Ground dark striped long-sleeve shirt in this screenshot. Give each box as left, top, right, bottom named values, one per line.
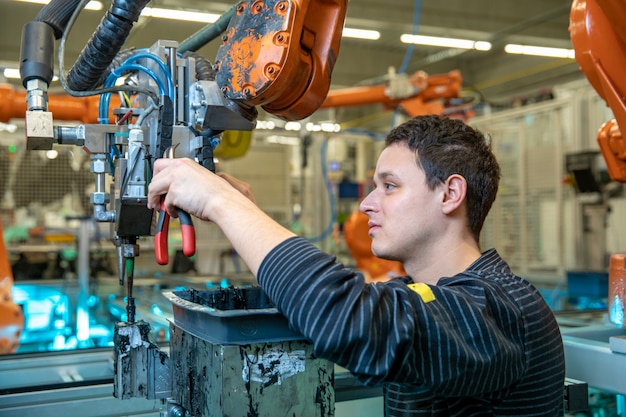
left=257, top=237, right=565, bottom=417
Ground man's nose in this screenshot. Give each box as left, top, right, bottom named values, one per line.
left=359, top=191, right=376, bottom=213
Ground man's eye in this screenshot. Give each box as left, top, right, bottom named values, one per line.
left=384, top=183, right=395, bottom=190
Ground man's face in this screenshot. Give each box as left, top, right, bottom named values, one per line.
left=359, top=143, right=444, bottom=262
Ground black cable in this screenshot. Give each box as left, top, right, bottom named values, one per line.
left=57, top=0, right=158, bottom=103
left=34, top=0, right=83, bottom=39
left=66, top=0, right=151, bottom=91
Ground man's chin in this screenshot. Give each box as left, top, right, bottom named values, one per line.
left=372, top=247, right=392, bottom=261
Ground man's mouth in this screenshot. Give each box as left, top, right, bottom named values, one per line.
left=368, top=222, right=380, bottom=234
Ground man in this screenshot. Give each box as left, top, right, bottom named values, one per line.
left=147, top=114, right=565, bottom=416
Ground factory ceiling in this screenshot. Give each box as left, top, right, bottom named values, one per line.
left=0, top=0, right=586, bottom=125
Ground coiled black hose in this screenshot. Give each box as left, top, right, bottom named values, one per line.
left=34, top=0, right=82, bottom=39
left=182, top=51, right=215, bottom=81
left=67, top=0, right=151, bottom=91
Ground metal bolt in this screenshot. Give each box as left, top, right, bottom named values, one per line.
left=90, top=157, right=107, bottom=174
left=91, top=192, right=110, bottom=205
left=169, top=405, right=185, bottom=417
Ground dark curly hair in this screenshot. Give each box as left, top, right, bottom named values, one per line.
left=385, top=114, right=500, bottom=243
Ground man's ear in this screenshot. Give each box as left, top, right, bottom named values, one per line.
left=441, top=174, right=467, bottom=215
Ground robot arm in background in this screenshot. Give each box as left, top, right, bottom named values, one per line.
left=570, top=0, right=626, bottom=181
left=320, top=68, right=469, bottom=118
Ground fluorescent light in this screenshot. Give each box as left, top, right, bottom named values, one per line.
left=504, top=44, right=575, bottom=59
left=3, top=68, right=20, bottom=79
left=343, top=28, right=380, bottom=40
left=255, top=120, right=276, bottom=130
left=474, top=41, right=492, bottom=51
left=266, top=135, right=300, bottom=146
left=15, top=0, right=103, bottom=10
left=306, top=122, right=340, bottom=132
left=284, top=122, right=301, bottom=131
left=142, top=7, right=220, bottom=23
left=401, top=34, right=491, bottom=51
left=3, top=68, right=58, bottom=81
left=0, top=122, right=18, bottom=133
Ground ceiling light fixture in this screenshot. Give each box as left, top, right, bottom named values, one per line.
left=504, top=44, right=575, bottom=59
left=401, top=34, right=491, bottom=51
left=3, top=68, right=21, bottom=79
left=15, top=0, right=103, bottom=10
left=343, top=28, right=380, bottom=40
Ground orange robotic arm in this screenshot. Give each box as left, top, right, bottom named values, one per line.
left=570, top=0, right=626, bottom=181
left=214, top=0, right=348, bottom=121
left=0, top=84, right=120, bottom=124
left=320, top=69, right=464, bottom=118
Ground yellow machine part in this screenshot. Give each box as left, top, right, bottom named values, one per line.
left=214, top=130, right=253, bottom=160
left=0, top=220, right=24, bottom=354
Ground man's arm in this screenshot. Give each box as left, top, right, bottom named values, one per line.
left=147, top=157, right=296, bottom=275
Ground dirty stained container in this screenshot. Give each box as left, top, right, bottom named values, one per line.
left=164, top=287, right=335, bottom=417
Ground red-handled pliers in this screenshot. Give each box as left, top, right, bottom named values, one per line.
left=154, top=145, right=196, bottom=265
left=154, top=197, right=196, bottom=265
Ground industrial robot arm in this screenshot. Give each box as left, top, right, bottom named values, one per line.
left=570, top=0, right=626, bottom=181
left=320, top=68, right=467, bottom=118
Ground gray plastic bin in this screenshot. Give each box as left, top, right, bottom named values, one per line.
left=163, top=287, right=304, bottom=345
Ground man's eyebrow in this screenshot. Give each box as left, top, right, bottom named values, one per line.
left=376, top=171, right=396, bottom=180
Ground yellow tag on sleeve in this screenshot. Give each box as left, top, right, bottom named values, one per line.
left=407, top=282, right=436, bottom=303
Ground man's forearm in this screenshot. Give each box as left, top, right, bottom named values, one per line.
left=210, top=196, right=296, bottom=276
